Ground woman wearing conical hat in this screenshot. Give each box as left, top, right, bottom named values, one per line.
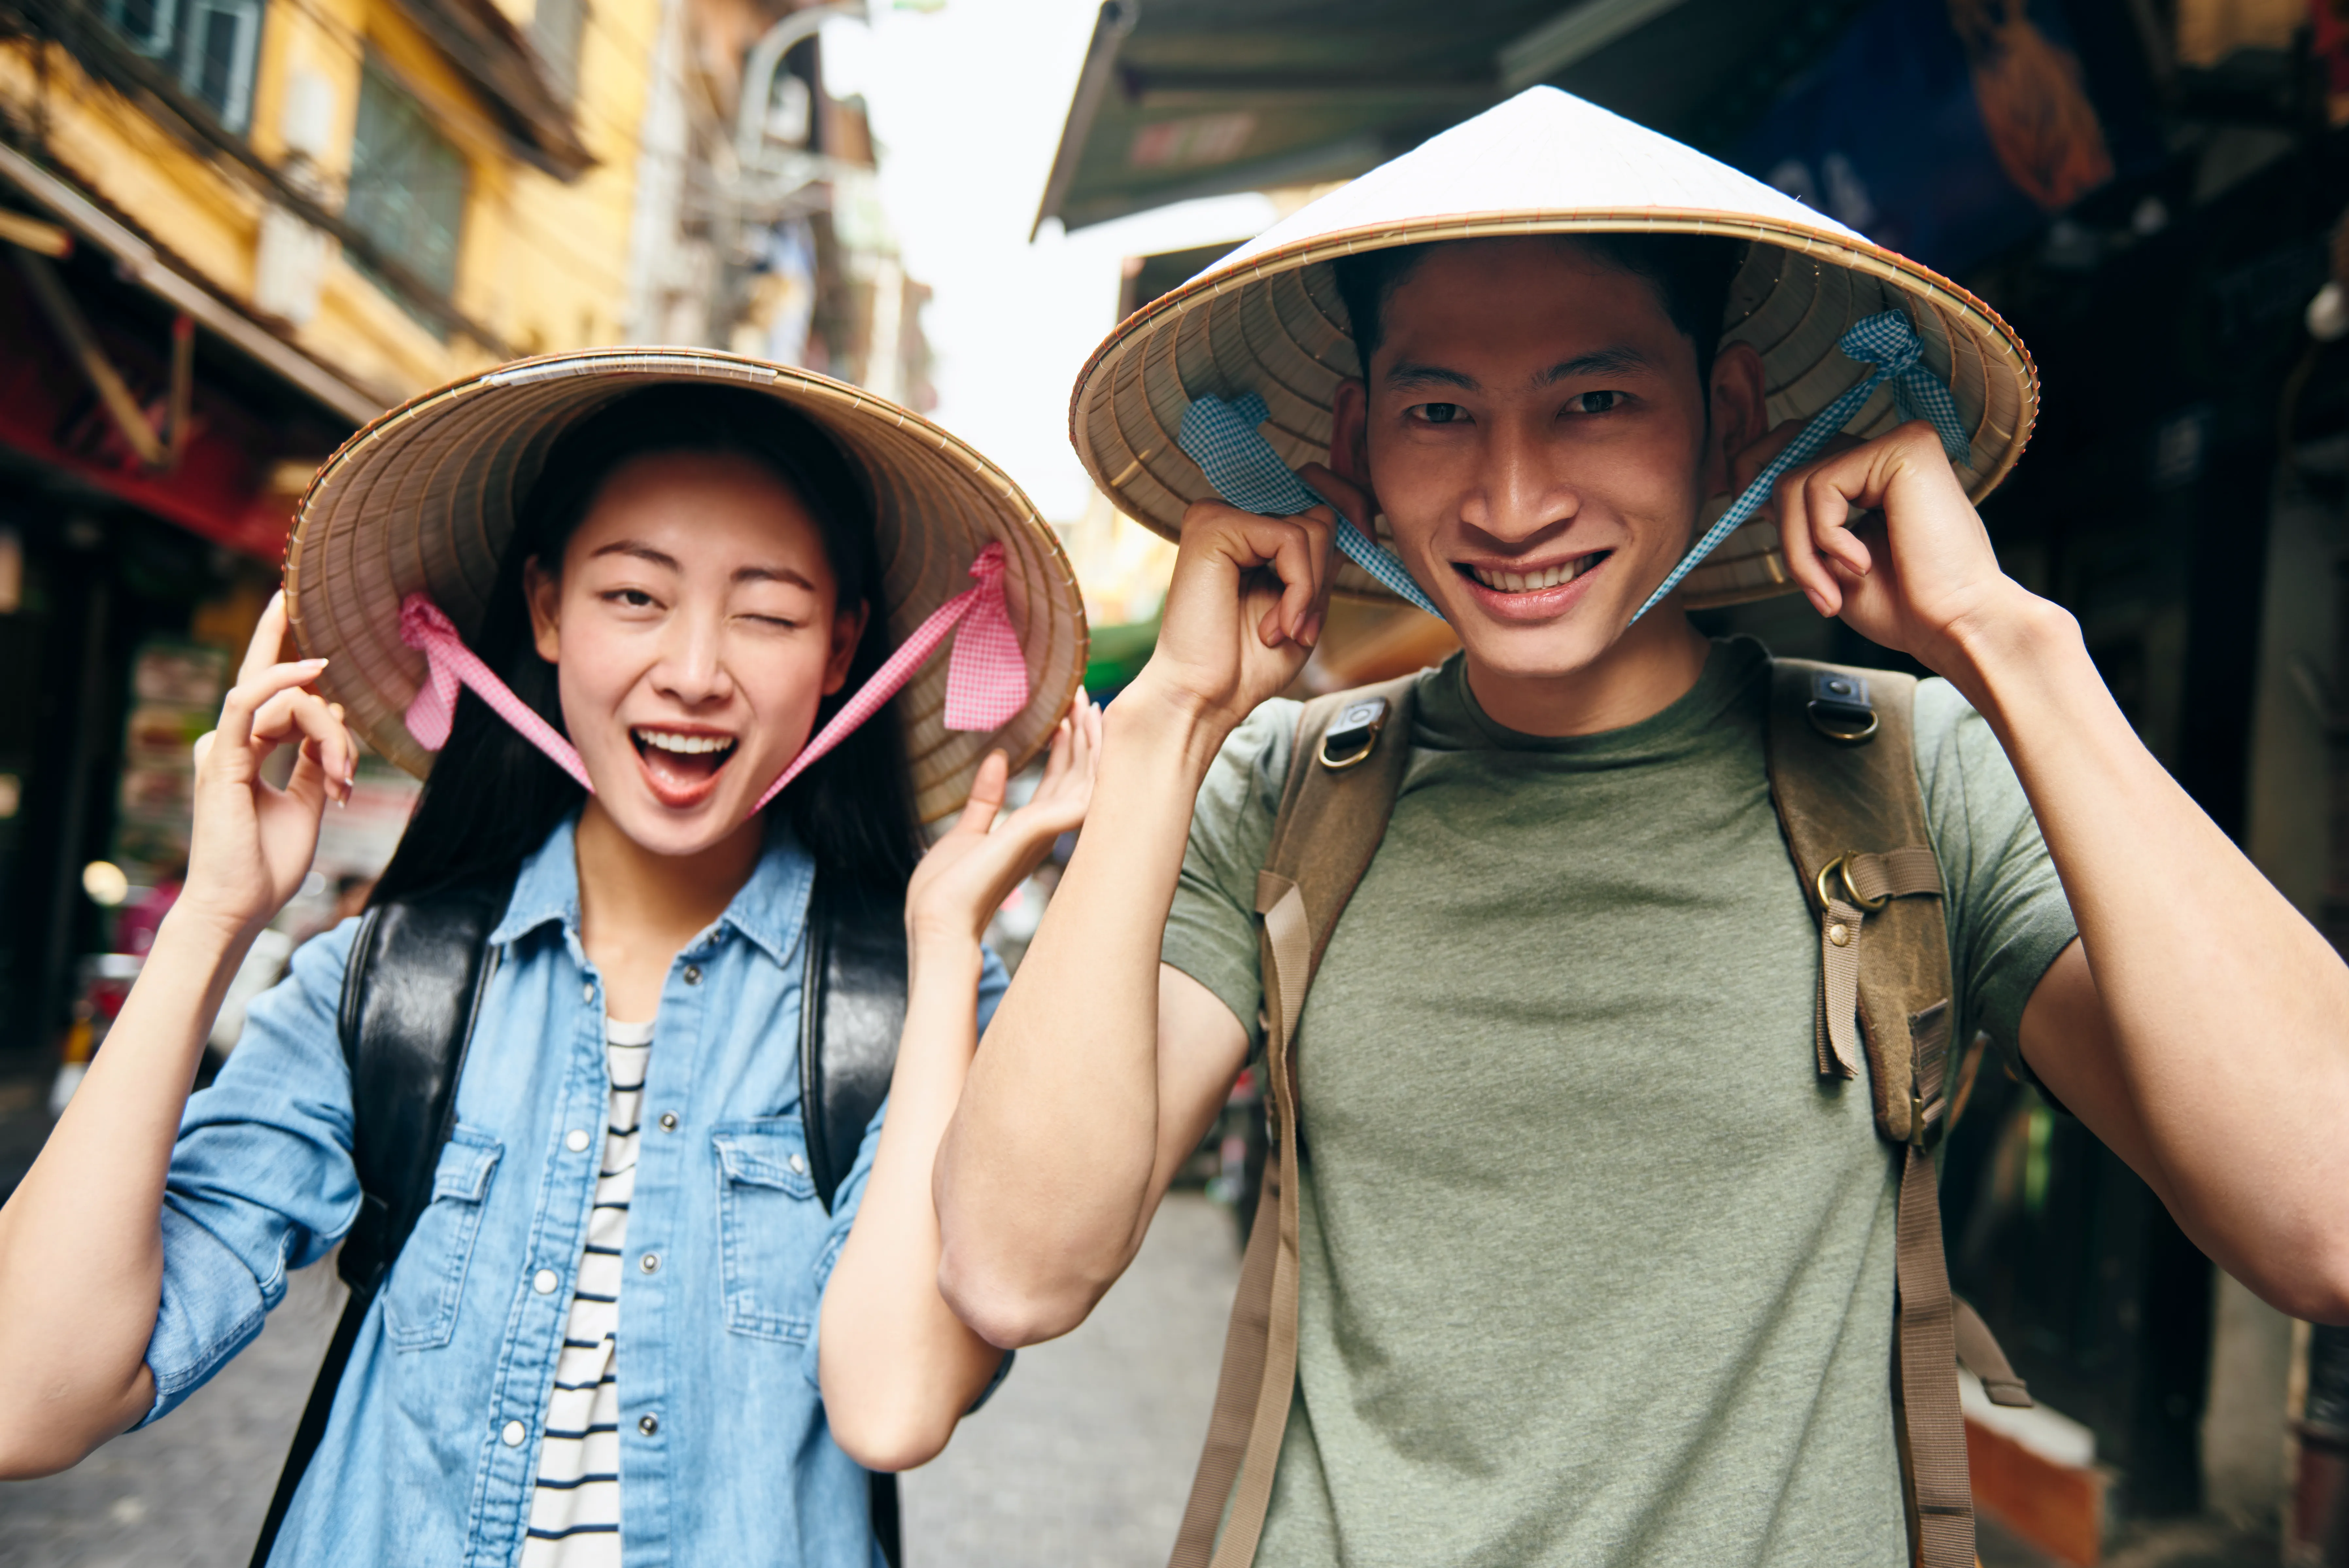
left=937, top=86, right=2349, bottom=1568
left=0, top=353, right=1093, bottom=1564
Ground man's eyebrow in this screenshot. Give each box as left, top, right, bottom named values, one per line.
left=1383, top=360, right=1482, bottom=392
left=590, top=540, right=681, bottom=571
left=732, top=563, right=818, bottom=591
left=1535, top=347, right=1654, bottom=385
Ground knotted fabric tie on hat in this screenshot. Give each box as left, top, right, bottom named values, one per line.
left=1631, top=311, right=1971, bottom=623
left=396, top=542, right=1030, bottom=810
left=1179, top=394, right=1447, bottom=621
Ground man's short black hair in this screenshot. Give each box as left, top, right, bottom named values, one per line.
left=1329, top=234, right=1743, bottom=393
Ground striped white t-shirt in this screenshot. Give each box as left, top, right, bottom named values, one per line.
left=523, top=1015, right=653, bottom=1564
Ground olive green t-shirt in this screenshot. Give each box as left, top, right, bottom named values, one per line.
left=1160, top=637, right=2077, bottom=1568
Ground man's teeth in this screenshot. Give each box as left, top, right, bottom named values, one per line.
left=1468, top=557, right=1597, bottom=592
left=635, top=730, right=735, bottom=755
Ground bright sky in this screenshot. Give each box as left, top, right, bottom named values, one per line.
left=819, top=0, right=1277, bottom=522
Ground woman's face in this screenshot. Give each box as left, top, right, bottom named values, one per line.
left=525, top=450, right=866, bottom=858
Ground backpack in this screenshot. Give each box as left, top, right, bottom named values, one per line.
left=248, top=871, right=912, bottom=1568
left=1168, top=659, right=2033, bottom=1568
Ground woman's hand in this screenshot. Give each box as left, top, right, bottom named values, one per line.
left=906, top=695, right=1102, bottom=952
left=175, top=591, right=357, bottom=941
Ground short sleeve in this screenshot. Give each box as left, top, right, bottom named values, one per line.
left=144, top=918, right=367, bottom=1426
left=1911, top=679, right=2079, bottom=1067
left=1160, top=700, right=1300, bottom=1047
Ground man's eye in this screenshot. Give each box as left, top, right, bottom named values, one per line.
left=1413, top=403, right=1466, bottom=425
left=1567, top=390, right=1625, bottom=415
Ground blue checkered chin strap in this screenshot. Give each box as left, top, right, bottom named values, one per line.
left=1632, top=310, right=1971, bottom=622
left=1175, top=312, right=1967, bottom=630
left=1176, top=393, right=1447, bottom=620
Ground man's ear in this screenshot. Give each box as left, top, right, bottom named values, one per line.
left=523, top=556, right=563, bottom=665
left=1702, top=341, right=1768, bottom=498
left=1328, top=378, right=1380, bottom=511
left=823, top=597, right=869, bottom=697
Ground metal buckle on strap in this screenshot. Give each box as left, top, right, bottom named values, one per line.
left=1816, top=852, right=1892, bottom=914
left=1807, top=670, right=1878, bottom=744
left=1318, top=697, right=1388, bottom=771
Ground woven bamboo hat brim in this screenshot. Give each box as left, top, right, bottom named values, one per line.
left=1071, top=86, right=2038, bottom=609
left=286, top=349, right=1087, bottom=824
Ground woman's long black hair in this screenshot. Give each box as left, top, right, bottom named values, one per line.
left=369, top=384, right=924, bottom=905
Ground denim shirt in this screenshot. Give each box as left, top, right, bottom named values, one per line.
left=143, top=819, right=1005, bottom=1567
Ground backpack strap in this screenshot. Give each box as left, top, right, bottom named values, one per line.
left=250, top=870, right=514, bottom=1568
left=798, top=870, right=912, bottom=1568
left=1170, top=674, right=1421, bottom=1568
left=1765, top=658, right=1975, bottom=1568
left=800, top=872, right=911, bottom=1215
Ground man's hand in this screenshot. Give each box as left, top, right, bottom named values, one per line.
left=1128, top=467, right=1357, bottom=735
left=1770, top=420, right=2036, bottom=678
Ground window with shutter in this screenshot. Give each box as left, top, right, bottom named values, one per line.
left=346, top=58, right=471, bottom=329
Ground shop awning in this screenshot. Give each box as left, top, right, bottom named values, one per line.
left=1035, top=0, right=1873, bottom=233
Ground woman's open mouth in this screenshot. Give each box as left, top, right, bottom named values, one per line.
left=631, top=726, right=739, bottom=809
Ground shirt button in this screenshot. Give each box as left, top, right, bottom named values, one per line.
left=683, top=965, right=702, bottom=986
left=638, top=1414, right=660, bottom=1437
left=787, top=1152, right=806, bottom=1175
left=658, top=1112, right=679, bottom=1132
left=581, top=982, right=595, bottom=1003
left=640, top=1253, right=660, bottom=1274
left=502, top=1420, right=527, bottom=1447
left=533, top=1268, right=559, bottom=1295
left=565, top=1129, right=591, bottom=1153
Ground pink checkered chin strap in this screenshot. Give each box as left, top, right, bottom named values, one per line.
left=397, top=541, right=1031, bottom=812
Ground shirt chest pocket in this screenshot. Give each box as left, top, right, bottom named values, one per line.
left=382, top=1127, right=503, bottom=1351
left=711, top=1118, right=828, bottom=1343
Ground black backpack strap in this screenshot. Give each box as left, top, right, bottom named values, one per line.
left=799, top=872, right=909, bottom=1215
left=798, top=869, right=913, bottom=1568
left=249, top=873, right=513, bottom=1567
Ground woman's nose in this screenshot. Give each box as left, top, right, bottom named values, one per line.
left=652, top=613, right=732, bottom=704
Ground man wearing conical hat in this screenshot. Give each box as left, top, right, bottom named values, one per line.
left=934, top=88, right=2349, bottom=1567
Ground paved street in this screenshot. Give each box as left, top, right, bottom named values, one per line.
left=0, top=1193, right=1240, bottom=1568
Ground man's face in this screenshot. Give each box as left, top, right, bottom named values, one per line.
left=1334, top=238, right=1718, bottom=682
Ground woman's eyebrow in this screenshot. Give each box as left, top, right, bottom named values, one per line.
left=590, top=540, right=681, bottom=571
left=1535, top=346, right=1652, bottom=385
left=733, top=563, right=818, bottom=591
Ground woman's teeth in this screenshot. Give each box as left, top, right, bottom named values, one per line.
left=1466, top=555, right=1601, bottom=593
left=633, top=729, right=735, bottom=757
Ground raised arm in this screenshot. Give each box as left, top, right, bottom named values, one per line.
left=1778, top=423, right=2349, bottom=1324
left=817, top=707, right=1100, bottom=1468
left=0, top=594, right=354, bottom=1475
left=933, top=488, right=1343, bottom=1349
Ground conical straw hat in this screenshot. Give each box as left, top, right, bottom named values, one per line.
left=287, top=348, right=1088, bottom=824
left=1071, top=86, right=2038, bottom=609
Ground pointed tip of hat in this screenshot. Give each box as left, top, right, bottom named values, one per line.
left=1215, top=85, right=1867, bottom=279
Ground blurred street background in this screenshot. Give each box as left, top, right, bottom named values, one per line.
left=0, top=0, right=2348, bottom=1560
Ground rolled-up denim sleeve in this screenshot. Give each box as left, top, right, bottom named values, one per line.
left=140, top=918, right=366, bottom=1426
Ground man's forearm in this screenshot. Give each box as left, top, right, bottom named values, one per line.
left=936, top=693, right=1229, bottom=1346
left=1944, top=594, right=2349, bottom=1319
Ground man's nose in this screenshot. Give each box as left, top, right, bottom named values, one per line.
left=1465, top=419, right=1577, bottom=542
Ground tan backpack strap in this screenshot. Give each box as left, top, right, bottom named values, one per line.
left=1954, top=1296, right=2032, bottom=1408
left=1169, top=676, right=1421, bottom=1568
left=1767, top=659, right=1978, bottom=1568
